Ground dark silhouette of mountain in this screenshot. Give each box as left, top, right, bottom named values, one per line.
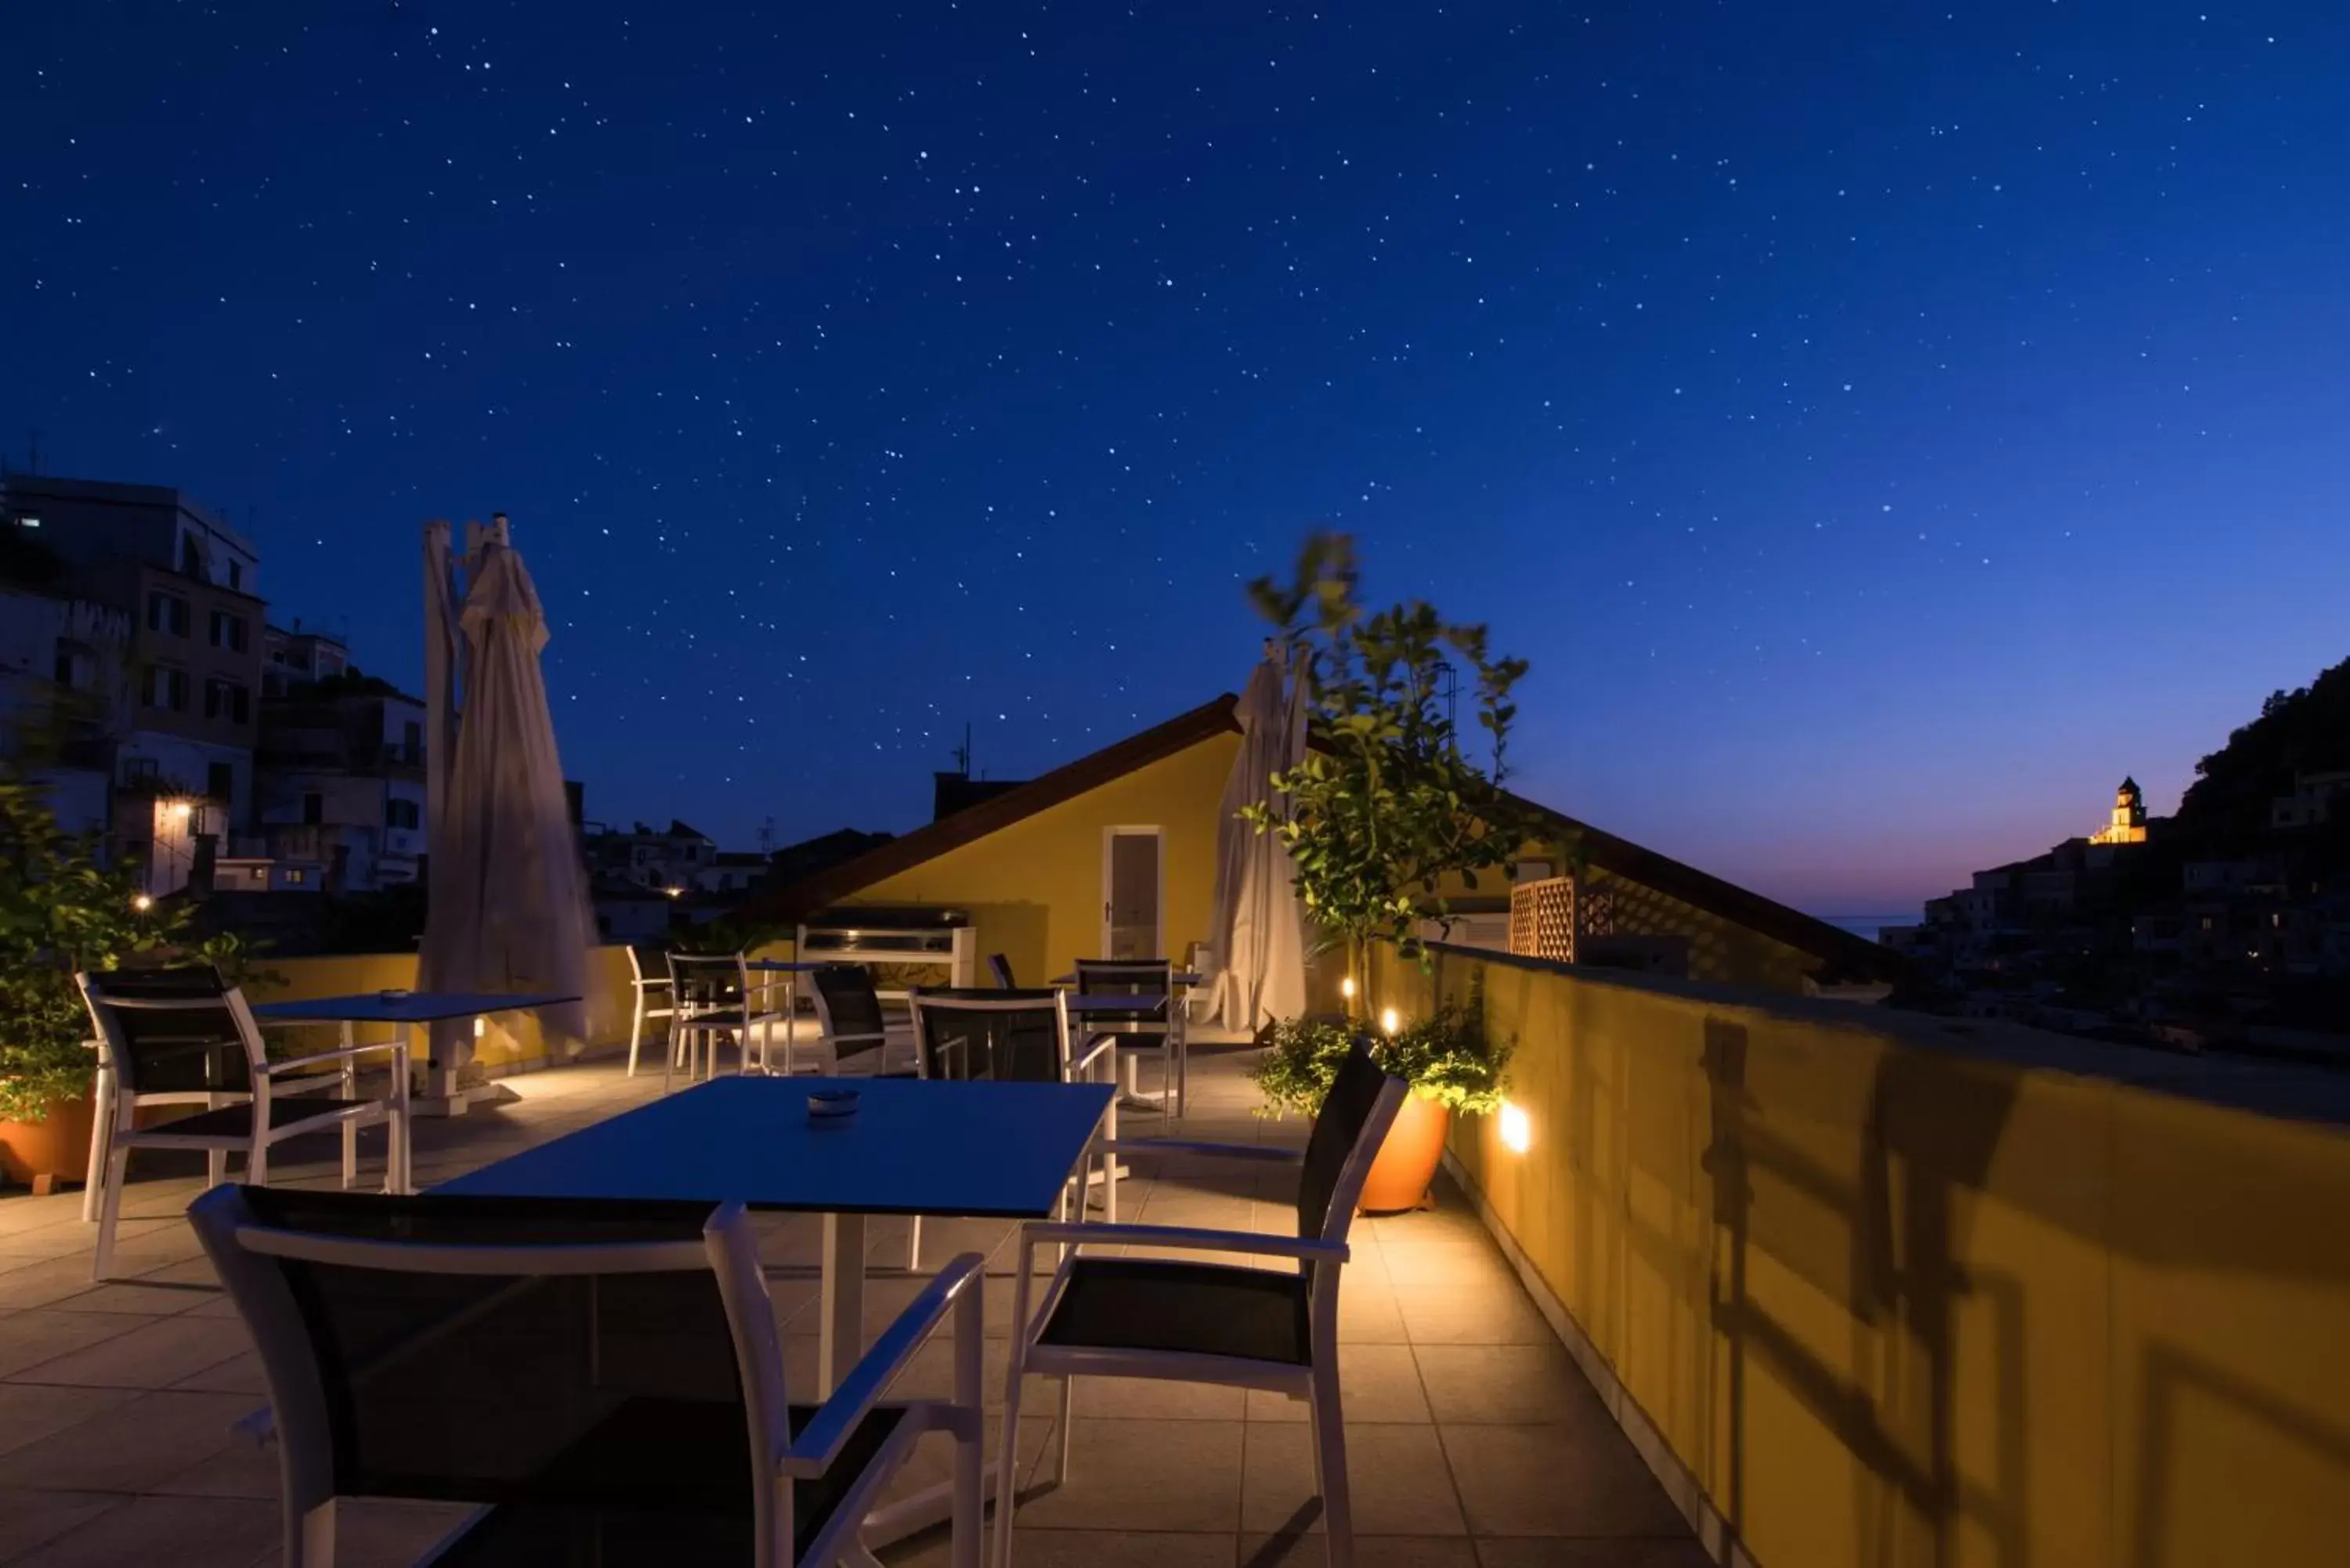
left=2175, top=655, right=2350, bottom=854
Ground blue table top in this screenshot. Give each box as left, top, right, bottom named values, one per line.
left=436, top=1075, right=1115, bottom=1217
left=251, top=991, right=580, bottom=1024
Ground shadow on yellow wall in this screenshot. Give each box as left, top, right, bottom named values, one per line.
left=1373, top=946, right=2350, bottom=1568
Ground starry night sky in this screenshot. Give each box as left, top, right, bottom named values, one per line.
left=8, top=2, right=2348, bottom=915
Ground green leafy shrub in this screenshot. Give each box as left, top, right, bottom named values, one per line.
left=1251, top=1001, right=1512, bottom=1118
left=0, top=778, right=262, bottom=1122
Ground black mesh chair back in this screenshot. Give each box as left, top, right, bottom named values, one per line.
left=195, top=1186, right=755, bottom=1520
left=1070, top=958, right=1172, bottom=1030
left=1296, top=1039, right=1400, bottom=1246
left=989, top=953, right=1017, bottom=990
left=665, top=952, right=747, bottom=1017
left=79, top=966, right=251, bottom=1098
left=909, top=989, right=1067, bottom=1084
left=810, top=963, right=888, bottom=1042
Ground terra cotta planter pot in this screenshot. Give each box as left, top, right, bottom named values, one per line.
left=0, top=1091, right=97, bottom=1194
left=1357, top=1090, right=1450, bottom=1213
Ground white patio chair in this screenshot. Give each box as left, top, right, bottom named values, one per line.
left=78, top=969, right=411, bottom=1282
left=804, top=963, right=916, bottom=1075
left=903, top=988, right=1119, bottom=1270
left=624, top=943, right=677, bottom=1076
left=994, top=1039, right=1405, bottom=1568
left=1072, top=957, right=1187, bottom=1116
left=663, top=951, right=783, bottom=1087
left=189, top=1184, right=987, bottom=1568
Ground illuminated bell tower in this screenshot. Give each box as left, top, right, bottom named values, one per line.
left=2092, top=776, right=2148, bottom=846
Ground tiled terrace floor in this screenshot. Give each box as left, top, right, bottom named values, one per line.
left=0, top=1042, right=1701, bottom=1567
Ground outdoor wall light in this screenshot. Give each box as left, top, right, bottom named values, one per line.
left=1379, top=1006, right=1400, bottom=1035
left=1340, top=975, right=1357, bottom=1000
left=131, top=893, right=154, bottom=912
left=472, top=1017, right=486, bottom=1039
left=1499, top=1100, right=1532, bottom=1154
left=167, top=800, right=193, bottom=822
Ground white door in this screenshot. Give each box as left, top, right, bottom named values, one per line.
left=1101, top=828, right=1163, bottom=959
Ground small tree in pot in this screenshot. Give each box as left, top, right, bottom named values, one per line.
left=1241, top=531, right=1546, bottom=986
left=1239, top=533, right=1542, bottom=1208
left=0, top=775, right=258, bottom=1187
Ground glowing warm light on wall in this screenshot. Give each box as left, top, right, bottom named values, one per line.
left=131, top=893, right=154, bottom=912
left=472, top=1017, right=487, bottom=1039
left=1499, top=1100, right=1532, bottom=1154
left=167, top=800, right=193, bottom=822
left=1379, top=1006, right=1400, bottom=1035
left=1340, top=976, right=1357, bottom=1000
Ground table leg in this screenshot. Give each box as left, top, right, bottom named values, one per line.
left=818, top=1211, right=866, bottom=1395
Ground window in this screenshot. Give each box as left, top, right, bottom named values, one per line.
left=146, top=591, right=190, bottom=637
left=251, top=867, right=269, bottom=884
left=302, top=792, right=324, bottom=826
left=206, top=761, right=234, bottom=802
left=203, top=678, right=251, bottom=724
left=179, top=534, right=201, bottom=574
left=286, top=869, right=306, bottom=885
left=142, top=665, right=188, bottom=712
left=208, top=611, right=248, bottom=652
left=226, top=560, right=244, bottom=592
left=123, top=756, right=159, bottom=786
left=403, top=720, right=422, bottom=760
left=385, top=797, right=421, bottom=830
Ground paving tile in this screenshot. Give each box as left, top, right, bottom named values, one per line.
left=0, top=1490, right=121, bottom=1561
left=1245, top=1345, right=1431, bottom=1425
left=1242, top=1534, right=1480, bottom=1567
left=890, top=1528, right=1233, bottom=1568
left=1438, top=1425, right=1686, bottom=1537
left=1412, top=1344, right=1601, bottom=1427
left=36, top=1278, right=213, bottom=1317
left=1241, top=1421, right=1465, bottom=1536
left=9, top=1492, right=277, bottom=1568
left=1008, top=1417, right=1244, bottom=1533
left=0, top=1384, right=140, bottom=1459
left=1069, top=1374, right=1248, bottom=1421
left=148, top=1431, right=280, bottom=1498
left=9, top=1313, right=251, bottom=1389
left=0, top=1389, right=255, bottom=1493
left=1336, top=1276, right=1411, bottom=1344
left=1377, top=1243, right=1520, bottom=1291
left=1471, top=1539, right=1714, bottom=1567
left=1392, top=1281, right=1556, bottom=1346
left=170, top=1349, right=268, bottom=1395
left=0, top=1311, right=149, bottom=1381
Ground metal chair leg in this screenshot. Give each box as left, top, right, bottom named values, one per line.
left=1310, top=1362, right=1354, bottom=1567
left=91, top=1143, right=131, bottom=1282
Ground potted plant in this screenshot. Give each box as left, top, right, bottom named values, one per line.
left=0, top=775, right=255, bottom=1191
left=1252, top=1001, right=1510, bottom=1210
left=1240, top=532, right=1548, bottom=989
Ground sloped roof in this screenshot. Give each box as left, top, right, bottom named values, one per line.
left=750, top=692, right=1902, bottom=984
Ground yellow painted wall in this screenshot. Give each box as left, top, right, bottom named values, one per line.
left=1377, top=947, right=2350, bottom=1568
left=839, top=730, right=1242, bottom=985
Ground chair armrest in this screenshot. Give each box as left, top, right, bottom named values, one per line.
left=1097, top=1138, right=1303, bottom=1165
left=1070, top=1035, right=1119, bottom=1075
left=783, top=1251, right=985, bottom=1473
left=1020, top=1220, right=1346, bottom=1266
left=255, top=1040, right=410, bottom=1076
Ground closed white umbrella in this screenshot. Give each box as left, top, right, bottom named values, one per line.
left=1209, top=643, right=1309, bottom=1032
left=417, top=516, right=593, bottom=1097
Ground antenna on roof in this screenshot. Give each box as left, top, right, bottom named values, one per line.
left=952, top=722, right=972, bottom=779
left=758, top=816, right=776, bottom=855
left=24, top=429, right=42, bottom=476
